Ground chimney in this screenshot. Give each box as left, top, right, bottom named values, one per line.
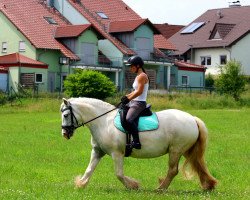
left=229, top=1, right=241, bottom=7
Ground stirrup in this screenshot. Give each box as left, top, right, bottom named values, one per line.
left=131, top=141, right=141, bottom=149
left=125, top=143, right=133, bottom=157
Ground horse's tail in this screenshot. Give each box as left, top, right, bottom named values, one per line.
left=183, top=117, right=217, bottom=190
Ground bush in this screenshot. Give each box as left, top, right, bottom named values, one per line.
left=215, top=60, right=247, bottom=101
left=205, top=73, right=215, bottom=87
left=64, top=69, right=116, bottom=100
left=0, top=91, right=7, bottom=105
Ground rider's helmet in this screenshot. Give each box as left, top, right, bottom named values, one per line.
left=125, top=55, right=144, bottom=68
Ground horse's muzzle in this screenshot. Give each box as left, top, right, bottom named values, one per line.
left=63, top=132, right=70, bottom=140
left=61, top=126, right=74, bottom=140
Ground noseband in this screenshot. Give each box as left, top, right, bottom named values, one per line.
left=61, top=105, right=83, bottom=135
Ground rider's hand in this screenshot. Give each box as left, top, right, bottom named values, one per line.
left=121, top=96, right=130, bottom=105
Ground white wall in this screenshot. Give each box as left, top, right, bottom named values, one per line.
left=54, top=0, right=90, bottom=25
left=194, top=48, right=230, bottom=75
left=231, top=33, right=250, bottom=75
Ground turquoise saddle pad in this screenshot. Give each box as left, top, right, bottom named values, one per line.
left=114, top=111, right=159, bottom=133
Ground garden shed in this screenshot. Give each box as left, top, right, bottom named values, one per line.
left=0, top=53, right=48, bottom=92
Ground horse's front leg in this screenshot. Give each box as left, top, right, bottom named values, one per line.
left=75, top=147, right=105, bottom=188
left=112, top=152, right=139, bottom=190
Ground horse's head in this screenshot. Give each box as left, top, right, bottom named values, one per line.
left=60, top=98, right=81, bottom=140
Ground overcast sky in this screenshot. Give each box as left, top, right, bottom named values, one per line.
left=123, top=0, right=250, bottom=25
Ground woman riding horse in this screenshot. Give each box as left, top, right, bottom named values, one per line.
left=120, top=55, right=149, bottom=149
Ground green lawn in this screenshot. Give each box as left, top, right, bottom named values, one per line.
left=0, top=99, right=249, bottom=199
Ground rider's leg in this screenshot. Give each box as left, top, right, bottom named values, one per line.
left=126, top=101, right=146, bottom=149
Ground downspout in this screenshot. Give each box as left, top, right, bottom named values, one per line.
left=7, top=68, right=9, bottom=94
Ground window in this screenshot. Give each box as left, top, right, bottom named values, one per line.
left=2, top=42, right=7, bottom=53
left=220, top=55, right=227, bottom=65
left=181, top=22, right=205, bottom=34
left=201, top=56, right=211, bottom=66
left=35, top=73, right=43, bottom=83
left=182, top=75, right=189, bottom=86
left=44, top=16, right=58, bottom=25
left=96, top=12, right=108, bottom=19
left=19, top=41, right=26, bottom=52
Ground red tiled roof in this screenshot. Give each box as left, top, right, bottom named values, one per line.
left=109, top=19, right=159, bottom=34
left=0, top=53, right=47, bottom=68
left=175, top=61, right=206, bottom=72
left=55, top=24, right=92, bottom=38
left=67, top=0, right=145, bottom=55
left=154, top=35, right=176, bottom=50
left=0, top=0, right=78, bottom=60
left=71, top=0, right=141, bottom=27
left=169, top=6, right=250, bottom=55
left=154, top=23, right=184, bottom=39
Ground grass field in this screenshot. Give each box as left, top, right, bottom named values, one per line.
left=0, top=97, right=249, bottom=199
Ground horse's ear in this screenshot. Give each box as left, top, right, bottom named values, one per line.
left=62, top=98, right=69, bottom=106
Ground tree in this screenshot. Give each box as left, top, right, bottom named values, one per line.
left=215, top=60, right=246, bottom=101
left=64, top=69, right=116, bottom=100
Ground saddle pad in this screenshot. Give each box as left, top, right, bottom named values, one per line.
left=114, top=112, right=159, bottom=133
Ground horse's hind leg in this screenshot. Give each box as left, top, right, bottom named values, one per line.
left=112, top=152, right=139, bottom=190
left=157, top=151, right=181, bottom=190
left=75, top=148, right=105, bottom=188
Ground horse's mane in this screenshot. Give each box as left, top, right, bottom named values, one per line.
left=69, top=97, right=115, bottom=110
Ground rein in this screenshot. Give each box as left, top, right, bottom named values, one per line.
left=61, top=102, right=121, bottom=130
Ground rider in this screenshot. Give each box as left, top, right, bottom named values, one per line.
left=120, top=55, right=149, bottom=149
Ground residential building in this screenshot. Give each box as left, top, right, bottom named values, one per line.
left=169, top=5, right=250, bottom=75
left=0, top=0, right=206, bottom=93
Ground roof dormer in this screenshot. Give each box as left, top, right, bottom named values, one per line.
left=209, top=23, right=235, bottom=40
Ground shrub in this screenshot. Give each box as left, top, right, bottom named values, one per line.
left=205, top=73, right=215, bottom=87
left=215, top=60, right=247, bottom=101
left=64, top=69, right=116, bottom=100
left=0, top=91, right=7, bottom=105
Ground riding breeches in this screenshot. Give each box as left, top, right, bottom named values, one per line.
left=125, top=100, right=146, bottom=134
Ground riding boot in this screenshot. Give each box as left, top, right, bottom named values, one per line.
left=131, top=131, right=141, bottom=149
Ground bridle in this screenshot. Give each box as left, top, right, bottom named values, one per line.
left=61, top=105, right=83, bottom=137
left=61, top=102, right=121, bottom=136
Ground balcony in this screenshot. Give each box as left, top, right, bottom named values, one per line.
left=71, top=54, right=123, bottom=72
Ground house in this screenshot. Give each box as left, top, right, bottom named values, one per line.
left=0, top=0, right=206, bottom=94
left=169, top=5, right=250, bottom=75
left=0, top=0, right=79, bottom=92
left=53, top=0, right=177, bottom=90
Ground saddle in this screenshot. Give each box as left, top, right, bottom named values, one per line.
left=114, top=104, right=159, bottom=133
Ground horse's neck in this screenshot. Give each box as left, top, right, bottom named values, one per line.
left=72, top=98, right=115, bottom=124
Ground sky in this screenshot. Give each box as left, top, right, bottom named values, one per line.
left=123, top=0, right=250, bottom=25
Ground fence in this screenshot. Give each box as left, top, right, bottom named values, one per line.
left=169, top=86, right=215, bottom=94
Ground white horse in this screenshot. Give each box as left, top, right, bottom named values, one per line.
left=60, top=97, right=217, bottom=190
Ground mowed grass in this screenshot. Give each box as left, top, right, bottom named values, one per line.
left=0, top=98, right=249, bottom=199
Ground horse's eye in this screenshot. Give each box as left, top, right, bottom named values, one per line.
left=64, top=114, right=69, bottom=118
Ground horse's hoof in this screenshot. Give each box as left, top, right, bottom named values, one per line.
left=75, top=176, right=87, bottom=189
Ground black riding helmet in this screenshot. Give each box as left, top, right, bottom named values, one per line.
left=125, top=55, right=144, bottom=68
